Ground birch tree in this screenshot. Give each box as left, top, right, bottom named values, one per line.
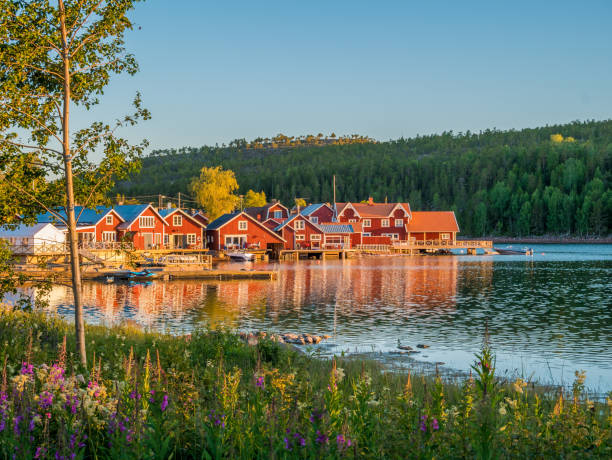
left=0, top=0, right=149, bottom=365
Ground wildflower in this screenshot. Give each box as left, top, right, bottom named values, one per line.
left=39, top=391, right=54, bottom=410
left=128, top=390, right=141, bottom=400
left=21, top=362, right=34, bottom=375
left=284, top=437, right=291, bottom=450
left=316, top=430, right=328, bottom=444
left=512, top=378, right=526, bottom=394
left=432, top=418, right=439, bottom=431
left=29, top=418, right=36, bottom=432
left=256, top=376, right=265, bottom=388
left=161, top=394, right=169, bottom=412
left=420, top=415, right=427, bottom=432
left=14, top=415, right=23, bottom=435
left=294, top=432, right=306, bottom=447
left=499, top=404, right=507, bottom=416
left=310, top=409, right=324, bottom=423
left=34, top=447, right=46, bottom=459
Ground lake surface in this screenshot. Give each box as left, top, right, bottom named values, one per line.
left=8, top=244, right=612, bottom=392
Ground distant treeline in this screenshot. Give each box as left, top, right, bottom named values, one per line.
left=114, top=120, right=612, bottom=236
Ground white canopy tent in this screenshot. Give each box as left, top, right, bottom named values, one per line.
left=0, top=222, right=66, bottom=253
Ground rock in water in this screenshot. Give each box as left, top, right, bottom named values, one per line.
left=416, top=344, right=429, bottom=349
left=397, top=345, right=413, bottom=351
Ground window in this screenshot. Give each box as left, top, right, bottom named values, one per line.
left=310, top=216, right=318, bottom=224
left=274, top=210, right=282, bottom=219
left=441, top=233, right=450, bottom=240
left=139, top=216, right=154, bottom=228
left=105, top=215, right=113, bottom=225
left=173, top=215, right=182, bottom=226
left=238, top=220, right=248, bottom=231
left=395, top=219, right=403, bottom=227
left=294, top=220, right=305, bottom=230
left=296, top=234, right=305, bottom=240
left=381, top=219, right=390, bottom=227
left=102, top=231, right=116, bottom=242
left=363, top=232, right=371, bottom=237
left=310, top=234, right=321, bottom=240
left=164, top=234, right=169, bottom=245
left=363, top=219, right=371, bottom=227
left=187, top=234, right=197, bottom=244
left=349, top=219, right=358, bottom=223
left=382, top=233, right=399, bottom=240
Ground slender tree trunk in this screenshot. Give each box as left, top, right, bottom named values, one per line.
left=59, top=0, right=87, bottom=366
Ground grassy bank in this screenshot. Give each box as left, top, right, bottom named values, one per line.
left=0, top=310, right=610, bottom=459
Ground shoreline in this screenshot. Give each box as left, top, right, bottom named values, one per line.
left=463, top=236, right=612, bottom=244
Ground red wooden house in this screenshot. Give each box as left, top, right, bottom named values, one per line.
left=191, top=211, right=209, bottom=227
left=114, top=204, right=169, bottom=250
left=206, top=212, right=285, bottom=251
left=274, top=214, right=361, bottom=250
left=336, top=198, right=412, bottom=242
left=37, top=206, right=125, bottom=246
left=406, top=212, right=459, bottom=242
left=158, top=208, right=207, bottom=249
left=299, top=203, right=335, bottom=225
left=244, top=201, right=289, bottom=222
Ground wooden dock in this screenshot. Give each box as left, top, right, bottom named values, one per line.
left=356, top=240, right=496, bottom=255
left=279, top=249, right=358, bottom=261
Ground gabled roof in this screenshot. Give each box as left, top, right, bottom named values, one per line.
left=244, top=202, right=288, bottom=220
left=0, top=222, right=63, bottom=238
left=158, top=208, right=206, bottom=228
left=406, top=211, right=460, bottom=233
left=300, top=203, right=334, bottom=216
left=114, top=204, right=168, bottom=229
left=336, top=202, right=411, bottom=218
left=207, top=212, right=286, bottom=242
left=274, top=213, right=302, bottom=232
left=38, top=206, right=124, bottom=227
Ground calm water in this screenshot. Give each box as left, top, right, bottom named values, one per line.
left=8, top=244, right=612, bottom=391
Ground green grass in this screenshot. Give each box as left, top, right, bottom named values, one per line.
left=0, top=308, right=610, bottom=459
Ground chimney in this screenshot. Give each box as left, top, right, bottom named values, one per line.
left=368, top=197, right=374, bottom=205
left=257, top=214, right=261, bottom=221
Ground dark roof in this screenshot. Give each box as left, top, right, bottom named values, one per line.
left=206, top=212, right=241, bottom=230
left=244, top=202, right=287, bottom=220
left=38, top=206, right=119, bottom=227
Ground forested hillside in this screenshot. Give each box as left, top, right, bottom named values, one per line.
left=115, top=120, right=612, bottom=236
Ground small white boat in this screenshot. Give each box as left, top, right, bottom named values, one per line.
left=227, top=251, right=255, bottom=261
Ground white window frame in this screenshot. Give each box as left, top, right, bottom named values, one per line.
left=187, top=234, right=197, bottom=244
left=395, top=218, right=403, bottom=227
left=274, top=210, right=282, bottom=219
left=139, top=216, right=155, bottom=228
left=349, top=219, right=358, bottom=223
left=105, top=215, right=113, bottom=225
left=173, top=215, right=183, bottom=227
left=363, top=219, right=371, bottom=227
left=310, top=234, right=321, bottom=240
left=294, top=220, right=305, bottom=230
left=238, top=220, right=248, bottom=231
left=310, top=216, right=318, bottom=224
left=102, top=231, right=116, bottom=242
left=164, top=234, right=169, bottom=245
left=381, top=219, right=390, bottom=227
left=441, top=233, right=450, bottom=240
left=295, top=234, right=305, bottom=241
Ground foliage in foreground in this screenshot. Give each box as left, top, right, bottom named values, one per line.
left=0, top=310, right=610, bottom=459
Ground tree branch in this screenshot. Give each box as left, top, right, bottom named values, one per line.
left=71, top=58, right=120, bottom=76
left=77, top=169, right=114, bottom=219
left=0, top=139, right=63, bottom=156
left=3, top=178, right=67, bottom=225
left=0, top=101, right=63, bottom=145
left=5, top=61, right=64, bottom=80
left=68, top=0, right=105, bottom=47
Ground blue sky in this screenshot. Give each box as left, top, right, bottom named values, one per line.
left=88, top=0, right=612, bottom=151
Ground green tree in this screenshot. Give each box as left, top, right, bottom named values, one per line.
left=244, top=189, right=267, bottom=207
left=190, top=166, right=240, bottom=220
left=0, top=0, right=148, bottom=365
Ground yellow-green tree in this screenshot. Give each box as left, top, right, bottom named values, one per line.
left=294, top=198, right=307, bottom=208
left=244, top=189, right=267, bottom=207
left=190, top=166, right=240, bottom=220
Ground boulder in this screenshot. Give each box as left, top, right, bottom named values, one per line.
left=416, top=344, right=429, bottom=349
left=312, top=336, right=322, bottom=344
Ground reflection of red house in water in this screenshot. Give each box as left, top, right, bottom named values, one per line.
left=205, top=211, right=285, bottom=250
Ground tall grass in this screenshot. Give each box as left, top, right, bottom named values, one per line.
left=0, top=309, right=610, bottom=459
